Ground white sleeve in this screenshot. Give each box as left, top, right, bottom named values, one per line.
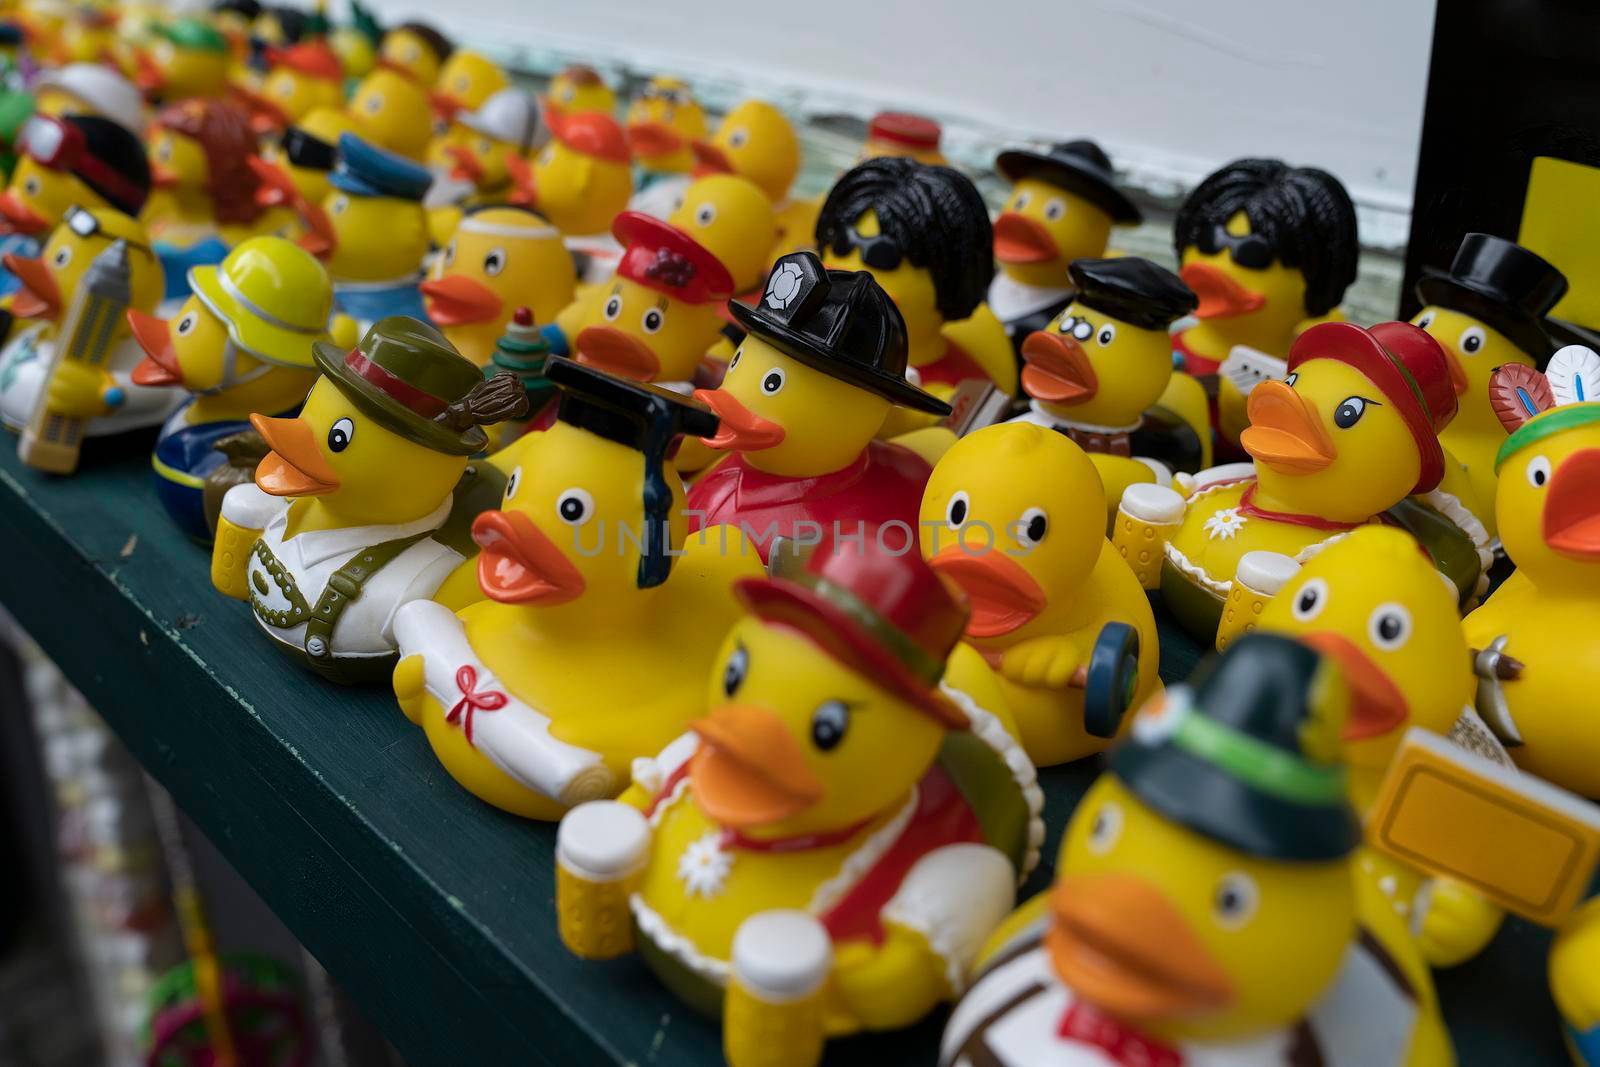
left=220, top=483, right=284, bottom=529
left=881, top=843, right=1016, bottom=994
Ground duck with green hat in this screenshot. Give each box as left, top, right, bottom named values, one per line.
left=211, top=315, right=527, bottom=684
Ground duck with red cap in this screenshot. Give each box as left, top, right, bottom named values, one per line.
left=507, top=109, right=633, bottom=278
left=1112, top=320, right=1492, bottom=644
left=555, top=527, right=1040, bottom=1067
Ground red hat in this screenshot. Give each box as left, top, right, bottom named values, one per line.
left=267, top=41, right=343, bottom=82
left=548, top=109, right=630, bottom=164
left=868, top=111, right=941, bottom=152
left=611, top=211, right=734, bottom=306
left=735, top=527, right=971, bottom=729
left=1287, top=320, right=1458, bottom=494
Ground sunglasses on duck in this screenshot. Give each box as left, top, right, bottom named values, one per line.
left=282, top=127, right=338, bottom=172
left=1195, top=222, right=1275, bottom=270
left=829, top=227, right=903, bottom=271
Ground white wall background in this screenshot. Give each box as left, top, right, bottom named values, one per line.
left=363, top=0, right=1436, bottom=231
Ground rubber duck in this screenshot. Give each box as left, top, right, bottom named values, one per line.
left=234, top=39, right=344, bottom=135
left=347, top=65, right=433, bottom=161
left=421, top=204, right=574, bottom=367
left=1174, top=159, right=1359, bottom=455
left=127, top=236, right=334, bottom=541
left=1115, top=321, right=1490, bottom=644
left=30, top=62, right=145, bottom=133
left=56, top=3, right=118, bottom=66
left=249, top=105, right=359, bottom=221
left=208, top=0, right=260, bottom=74
left=328, top=0, right=380, bottom=80
left=921, top=423, right=1161, bottom=767
left=1012, top=256, right=1209, bottom=524
left=427, top=85, right=540, bottom=235
left=555, top=528, right=1041, bottom=1067
left=210, top=316, right=525, bottom=684
left=515, top=109, right=632, bottom=239
left=1412, top=233, right=1568, bottom=541
left=0, top=206, right=176, bottom=438
left=687, top=252, right=950, bottom=563
left=665, top=173, right=779, bottom=297
left=549, top=211, right=731, bottom=386
left=392, top=358, right=756, bottom=818
left=625, top=76, right=706, bottom=179
left=545, top=63, right=614, bottom=118
left=860, top=111, right=946, bottom=165
left=133, top=17, right=231, bottom=101
left=430, top=49, right=507, bottom=123
left=689, top=99, right=811, bottom=256
left=988, top=140, right=1142, bottom=353
left=1464, top=351, right=1600, bottom=796
left=816, top=158, right=1016, bottom=421
left=302, top=132, right=433, bottom=328
left=942, top=633, right=1452, bottom=1067
left=250, top=4, right=310, bottom=52
left=376, top=19, right=451, bottom=88
left=0, top=113, right=150, bottom=297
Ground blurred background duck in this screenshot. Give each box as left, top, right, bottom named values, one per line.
left=346, top=64, right=433, bottom=161
left=625, top=75, right=705, bottom=182
left=375, top=18, right=451, bottom=87
left=430, top=48, right=506, bottom=125
left=512, top=108, right=632, bottom=240
left=544, top=63, right=614, bottom=118
left=234, top=38, right=344, bottom=135
left=133, top=16, right=231, bottom=101
left=425, top=85, right=540, bottom=244
left=859, top=110, right=945, bottom=165
left=248, top=105, right=359, bottom=222
left=690, top=99, right=809, bottom=257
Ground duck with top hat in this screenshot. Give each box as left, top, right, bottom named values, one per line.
left=210, top=316, right=525, bottom=684
left=1113, top=320, right=1493, bottom=645
left=687, top=251, right=952, bottom=564
left=392, top=358, right=760, bottom=819
left=555, top=526, right=1040, bottom=1067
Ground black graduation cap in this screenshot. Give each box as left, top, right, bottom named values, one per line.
left=730, top=251, right=950, bottom=415
left=1069, top=256, right=1197, bottom=331
left=546, top=356, right=719, bottom=589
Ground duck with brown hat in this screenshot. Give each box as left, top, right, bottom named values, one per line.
left=211, top=316, right=526, bottom=684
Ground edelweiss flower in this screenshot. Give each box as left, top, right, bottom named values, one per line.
left=677, top=831, right=733, bottom=898
left=1204, top=507, right=1247, bottom=541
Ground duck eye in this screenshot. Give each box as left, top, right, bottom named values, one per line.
left=1213, top=872, right=1259, bottom=930
left=1291, top=577, right=1327, bottom=621
left=504, top=465, right=522, bottom=500
left=727, top=128, right=748, bottom=149
left=1526, top=455, right=1551, bottom=488
left=1044, top=198, right=1065, bottom=221
left=1096, top=324, right=1116, bottom=346
left=1368, top=603, right=1412, bottom=651
left=483, top=247, right=506, bottom=276
left=695, top=202, right=716, bottom=226
left=327, top=416, right=354, bottom=452
left=556, top=487, right=594, bottom=525
left=443, top=241, right=456, bottom=267
left=810, top=700, right=850, bottom=751
left=176, top=311, right=197, bottom=335
left=1460, top=326, right=1485, bottom=355
left=722, top=642, right=748, bottom=696
left=157, top=140, right=172, bottom=163
left=728, top=348, right=741, bottom=371
left=1416, top=311, right=1435, bottom=329
left=51, top=245, right=71, bottom=268
left=1072, top=320, right=1093, bottom=341
left=363, top=92, right=383, bottom=114
left=538, top=147, right=555, bottom=167
left=1016, top=507, right=1048, bottom=547
left=1333, top=396, right=1370, bottom=429
left=22, top=176, right=38, bottom=195
left=1284, top=371, right=1299, bottom=387
left=1086, top=801, right=1122, bottom=855
left=760, top=368, right=785, bottom=395
left=1013, top=192, right=1030, bottom=210
left=945, top=490, right=970, bottom=527
left=641, top=308, right=664, bottom=333
left=331, top=195, right=348, bottom=215
left=603, top=294, right=622, bottom=320
left=560, top=86, right=575, bottom=103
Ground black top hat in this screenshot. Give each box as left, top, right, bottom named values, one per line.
left=1416, top=233, right=1567, bottom=360
left=730, top=251, right=951, bottom=415
left=995, top=139, right=1142, bottom=225
left=1070, top=256, right=1196, bottom=331
left=1110, top=633, right=1359, bottom=863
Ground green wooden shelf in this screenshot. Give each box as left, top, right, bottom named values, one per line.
left=0, top=440, right=1562, bottom=1066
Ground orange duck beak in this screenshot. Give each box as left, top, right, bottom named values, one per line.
left=0, top=191, right=50, bottom=236
left=471, top=509, right=587, bottom=604
left=1298, top=631, right=1409, bottom=741
left=150, top=161, right=180, bottom=189
left=1020, top=329, right=1098, bottom=405
left=575, top=324, right=660, bottom=381
left=127, top=309, right=183, bottom=386
left=429, top=90, right=465, bottom=123
left=1180, top=262, right=1266, bottom=320
left=690, top=139, right=734, bottom=176
left=693, top=388, right=786, bottom=451
left=296, top=201, right=337, bottom=259
left=1443, top=348, right=1470, bottom=396
left=1240, top=380, right=1336, bottom=474
left=133, top=49, right=165, bottom=95
left=993, top=211, right=1059, bottom=265
left=928, top=545, right=1048, bottom=640
left=421, top=274, right=503, bottom=326
left=250, top=413, right=340, bottom=496
left=445, top=142, right=484, bottom=184
left=504, top=152, right=537, bottom=207
left=626, top=121, right=685, bottom=160
left=689, top=703, right=824, bottom=830
left=1544, top=449, right=1600, bottom=559
left=1046, top=874, right=1235, bottom=1022
left=4, top=253, right=61, bottom=320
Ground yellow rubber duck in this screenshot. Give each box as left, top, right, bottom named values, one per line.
left=1013, top=256, right=1209, bottom=526
left=436, top=86, right=539, bottom=206
left=922, top=423, right=1161, bottom=767
left=555, top=528, right=1041, bottom=1067
left=431, top=49, right=507, bottom=122
left=420, top=204, right=574, bottom=367
left=1117, top=321, right=1480, bottom=643
left=943, top=632, right=1453, bottom=1067
left=860, top=111, right=945, bottom=165
left=0, top=112, right=151, bottom=242
left=347, top=65, right=434, bottom=161
left=143, top=98, right=294, bottom=247
left=210, top=316, right=525, bottom=683
left=0, top=206, right=174, bottom=437
left=132, top=17, right=231, bottom=100
left=235, top=40, right=345, bottom=135
left=248, top=106, right=361, bottom=222
left=376, top=20, right=451, bottom=87
left=515, top=109, right=633, bottom=237
left=625, top=76, right=706, bottom=177
left=1256, top=525, right=1507, bottom=967
left=393, top=359, right=756, bottom=819
left=545, top=64, right=614, bottom=117
left=1465, top=352, right=1600, bottom=797
left=328, top=2, right=379, bottom=80
left=665, top=172, right=779, bottom=297
left=56, top=4, right=117, bottom=66
left=690, top=99, right=811, bottom=257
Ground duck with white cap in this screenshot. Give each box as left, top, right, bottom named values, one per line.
left=424, top=85, right=541, bottom=244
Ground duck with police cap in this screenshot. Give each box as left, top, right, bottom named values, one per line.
left=127, top=235, right=350, bottom=541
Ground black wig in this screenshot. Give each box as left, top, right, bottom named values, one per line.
left=1174, top=158, right=1359, bottom=318
left=816, top=158, right=994, bottom=323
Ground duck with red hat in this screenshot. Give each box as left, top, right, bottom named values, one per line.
left=1111, top=320, right=1494, bottom=645
left=555, top=526, right=1040, bottom=1066
left=507, top=108, right=634, bottom=281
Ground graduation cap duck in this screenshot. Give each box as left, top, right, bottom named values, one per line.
left=392, top=357, right=761, bottom=819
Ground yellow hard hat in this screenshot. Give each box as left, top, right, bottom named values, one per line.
left=190, top=236, right=333, bottom=368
